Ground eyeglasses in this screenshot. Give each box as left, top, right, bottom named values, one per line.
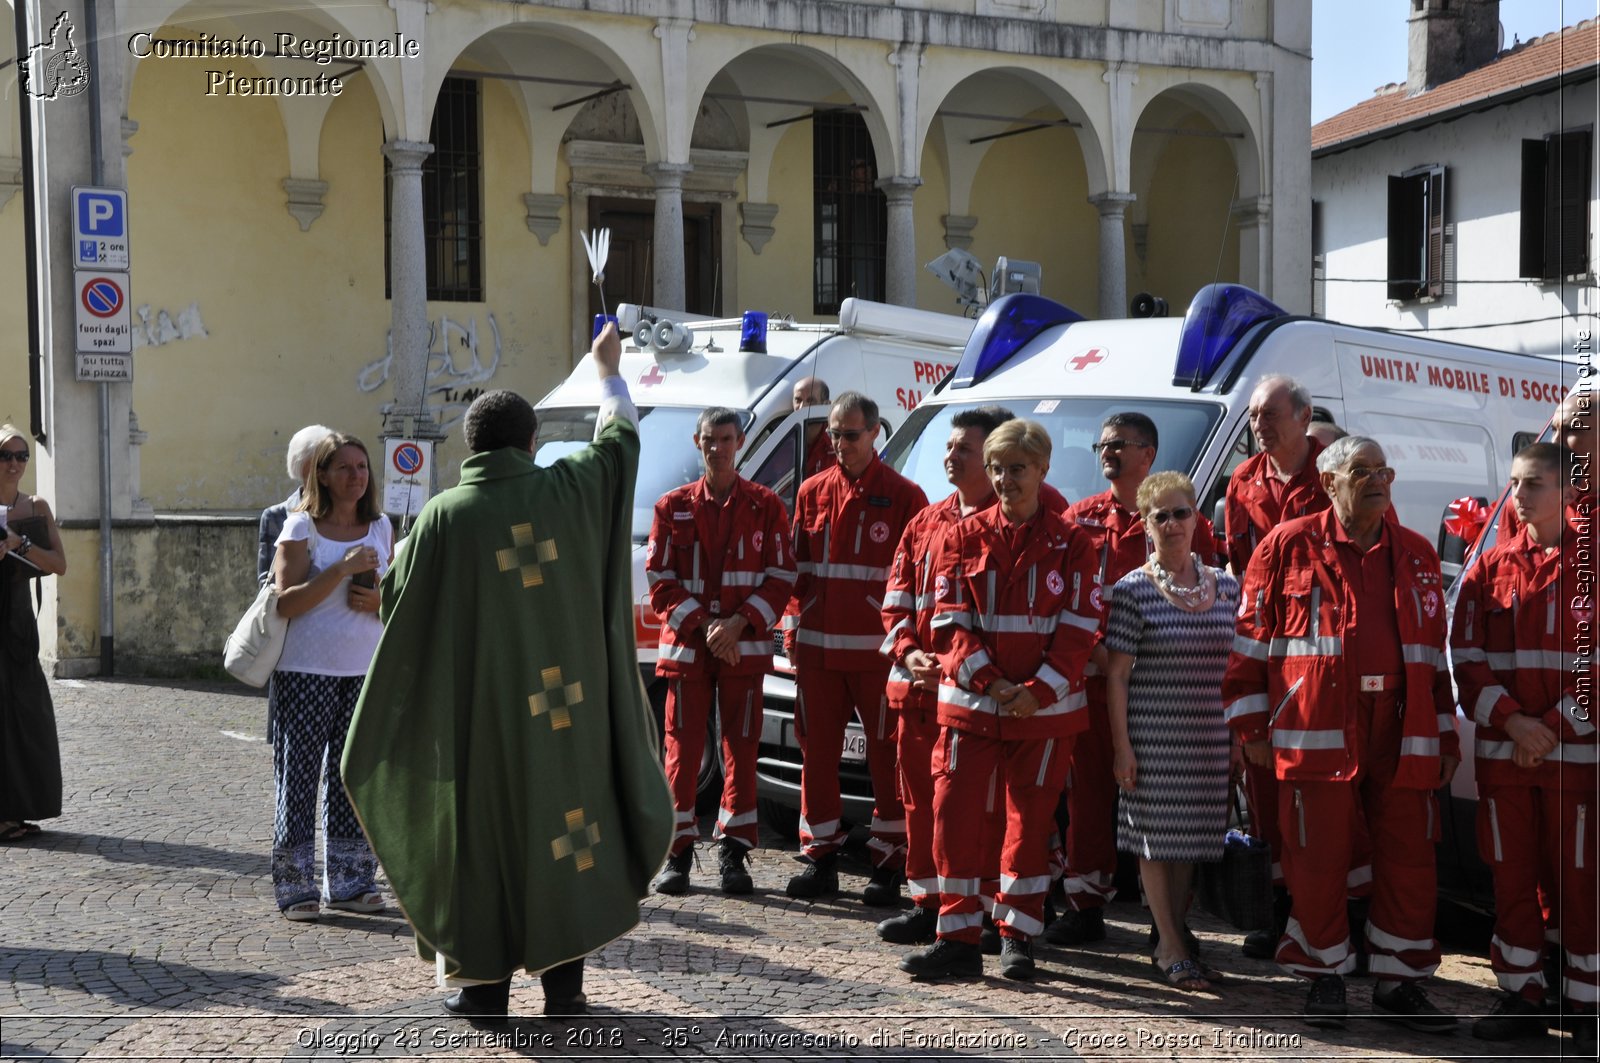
left=0, top=448, right=29, bottom=464
left=1340, top=466, right=1396, bottom=484
left=826, top=428, right=866, bottom=442
left=1148, top=506, right=1195, bottom=525
left=1091, top=439, right=1152, bottom=454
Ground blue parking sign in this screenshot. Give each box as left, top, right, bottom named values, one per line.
left=72, top=187, right=129, bottom=270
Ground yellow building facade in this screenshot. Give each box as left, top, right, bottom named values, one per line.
left=1, top=0, right=1309, bottom=673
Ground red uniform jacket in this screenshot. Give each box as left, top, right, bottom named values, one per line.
left=881, top=492, right=967, bottom=712
left=647, top=476, right=795, bottom=677
left=928, top=506, right=1101, bottom=740
left=1223, top=509, right=1459, bottom=788
left=782, top=456, right=928, bottom=671
left=803, top=431, right=834, bottom=480
left=1224, top=439, right=1329, bottom=577
left=1451, top=526, right=1596, bottom=790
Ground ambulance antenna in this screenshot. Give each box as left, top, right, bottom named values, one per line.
left=1207, top=172, right=1240, bottom=301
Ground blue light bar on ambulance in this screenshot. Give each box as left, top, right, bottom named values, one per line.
left=949, top=294, right=1084, bottom=389
left=1172, top=284, right=1287, bottom=390
left=739, top=311, right=768, bottom=354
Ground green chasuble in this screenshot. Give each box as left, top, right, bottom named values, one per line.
left=342, top=418, right=673, bottom=981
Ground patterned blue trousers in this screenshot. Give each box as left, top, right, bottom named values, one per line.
left=270, top=671, right=377, bottom=910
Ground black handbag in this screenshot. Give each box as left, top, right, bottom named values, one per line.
left=1197, top=785, right=1274, bottom=932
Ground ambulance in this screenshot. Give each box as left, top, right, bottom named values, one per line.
left=532, top=298, right=976, bottom=805
left=754, top=283, right=1573, bottom=833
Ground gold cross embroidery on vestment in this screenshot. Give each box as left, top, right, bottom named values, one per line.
left=550, top=808, right=601, bottom=871
left=528, top=665, right=582, bottom=729
left=497, top=522, right=558, bottom=588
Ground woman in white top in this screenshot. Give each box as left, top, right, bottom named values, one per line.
left=270, top=432, right=392, bottom=921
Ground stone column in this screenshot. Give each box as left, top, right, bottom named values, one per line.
left=1232, top=196, right=1272, bottom=292
left=1089, top=192, right=1135, bottom=319
left=645, top=162, right=692, bottom=310
left=380, top=139, right=436, bottom=441
left=878, top=176, right=921, bottom=307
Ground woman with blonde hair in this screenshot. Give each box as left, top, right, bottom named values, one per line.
left=1105, top=470, right=1238, bottom=991
left=0, top=424, right=67, bottom=842
left=269, top=432, right=391, bottom=920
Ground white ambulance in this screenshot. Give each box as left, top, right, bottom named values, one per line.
left=755, top=283, right=1573, bottom=832
left=533, top=299, right=975, bottom=803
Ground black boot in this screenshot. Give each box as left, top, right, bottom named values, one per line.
left=899, top=937, right=983, bottom=980
left=1242, top=885, right=1290, bottom=959
left=862, top=866, right=903, bottom=907
left=651, top=846, right=694, bottom=895
left=877, top=905, right=937, bottom=944
left=444, top=976, right=511, bottom=1023
left=717, top=841, right=754, bottom=895
left=785, top=852, right=839, bottom=899
left=541, top=959, right=586, bottom=1017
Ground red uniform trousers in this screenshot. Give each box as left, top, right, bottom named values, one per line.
left=1246, top=760, right=1373, bottom=895
left=1275, top=688, right=1440, bottom=982
left=898, top=698, right=1004, bottom=911
left=796, top=666, right=904, bottom=866
left=931, top=729, right=1074, bottom=943
left=662, top=672, right=763, bottom=854
left=1479, top=784, right=1600, bottom=1005
left=1060, top=685, right=1117, bottom=909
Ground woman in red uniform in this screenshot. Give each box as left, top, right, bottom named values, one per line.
left=899, top=419, right=1100, bottom=981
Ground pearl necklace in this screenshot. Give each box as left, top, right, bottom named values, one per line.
left=1150, top=552, right=1209, bottom=605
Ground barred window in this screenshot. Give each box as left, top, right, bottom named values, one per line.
left=385, top=76, right=484, bottom=301
left=813, top=111, right=885, bottom=314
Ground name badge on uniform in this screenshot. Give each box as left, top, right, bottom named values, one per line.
left=869, top=495, right=892, bottom=507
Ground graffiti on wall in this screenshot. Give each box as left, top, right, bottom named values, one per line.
left=132, top=303, right=208, bottom=350
left=357, top=314, right=503, bottom=429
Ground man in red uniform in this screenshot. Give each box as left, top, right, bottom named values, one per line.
left=646, top=407, right=795, bottom=895
left=878, top=406, right=1013, bottom=944
left=1454, top=443, right=1596, bottom=1049
left=1224, top=436, right=1460, bottom=1031
left=783, top=392, right=927, bottom=902
left=899, top=419, right=1101, bottom=980
left=793, top=376, right=835, bottom=480
left=1049, top=411, right=1217, bottom=946
left=1224, top=375, right=1330, bottom=958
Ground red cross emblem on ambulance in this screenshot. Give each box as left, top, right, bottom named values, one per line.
left=638, top=363, right=667, bottom=387
left=1068, top=348, right=1107, bottom=372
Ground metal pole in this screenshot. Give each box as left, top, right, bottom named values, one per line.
left=86, top=0, right=113, bottom=675
left=14, top=0, right=45, bottom=444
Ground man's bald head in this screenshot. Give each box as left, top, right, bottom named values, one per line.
left=792, top=377, right=830, bottom=411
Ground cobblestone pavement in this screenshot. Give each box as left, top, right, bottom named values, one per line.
left=0, top=678, right=1585, bottom=1061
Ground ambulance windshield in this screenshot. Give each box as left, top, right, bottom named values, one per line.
left=884, top=398, right=1223, bottom=506
left=533, top=405, right=752, bottom=543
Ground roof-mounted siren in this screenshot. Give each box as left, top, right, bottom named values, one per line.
left=949, top=293, right=1085, bottom=390
left=990, top=257, right=1041, bottom=301
left=925, top=248, right=986, bottom=311
left=1172, top=284, right=1288, bottom=390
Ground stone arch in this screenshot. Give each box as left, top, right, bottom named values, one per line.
left=918, top=65, right=1106, bottom=311
left=1128, top=80, right=1265, bottom=306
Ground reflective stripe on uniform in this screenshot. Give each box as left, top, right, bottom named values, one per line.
left=1402, top=643, right=1442, bottom=668
left=958, top=649, right=994, bottom=688
left=658, top=643, right=697, bottom=663
left=1399, top=736, right=1440, bottom=757
left=795, top=630, right=886, bottom=651
left=883, top=589, right=914, bottom=611
left=667, top=598, right=701, bottom=631
left=1269, top=635, right=1344, bottom=658
left=978, top=614, right=1058, bottom=635
left=1476, top=739, right=1600, bottom=763
left=1272, top=728, right=1344, bottom=750
left=1225, top=693, right=1270, bottom=724
left=812, top=562, right=889, bottom=582
left=1232, top=635, right=1269, bottom=661
left=1036, top=663, right=1070, bottom=701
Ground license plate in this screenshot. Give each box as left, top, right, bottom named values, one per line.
left=841, top=730, right=867, bottom=763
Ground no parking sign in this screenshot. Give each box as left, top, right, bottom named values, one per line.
left=383, top=438, right=432, bottom=517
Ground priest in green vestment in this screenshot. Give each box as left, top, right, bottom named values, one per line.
left=343, top=324, right=673, bottom=1020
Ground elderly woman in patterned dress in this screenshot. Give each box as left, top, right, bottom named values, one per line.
left=1105, top=471, right=1238, bottom=991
